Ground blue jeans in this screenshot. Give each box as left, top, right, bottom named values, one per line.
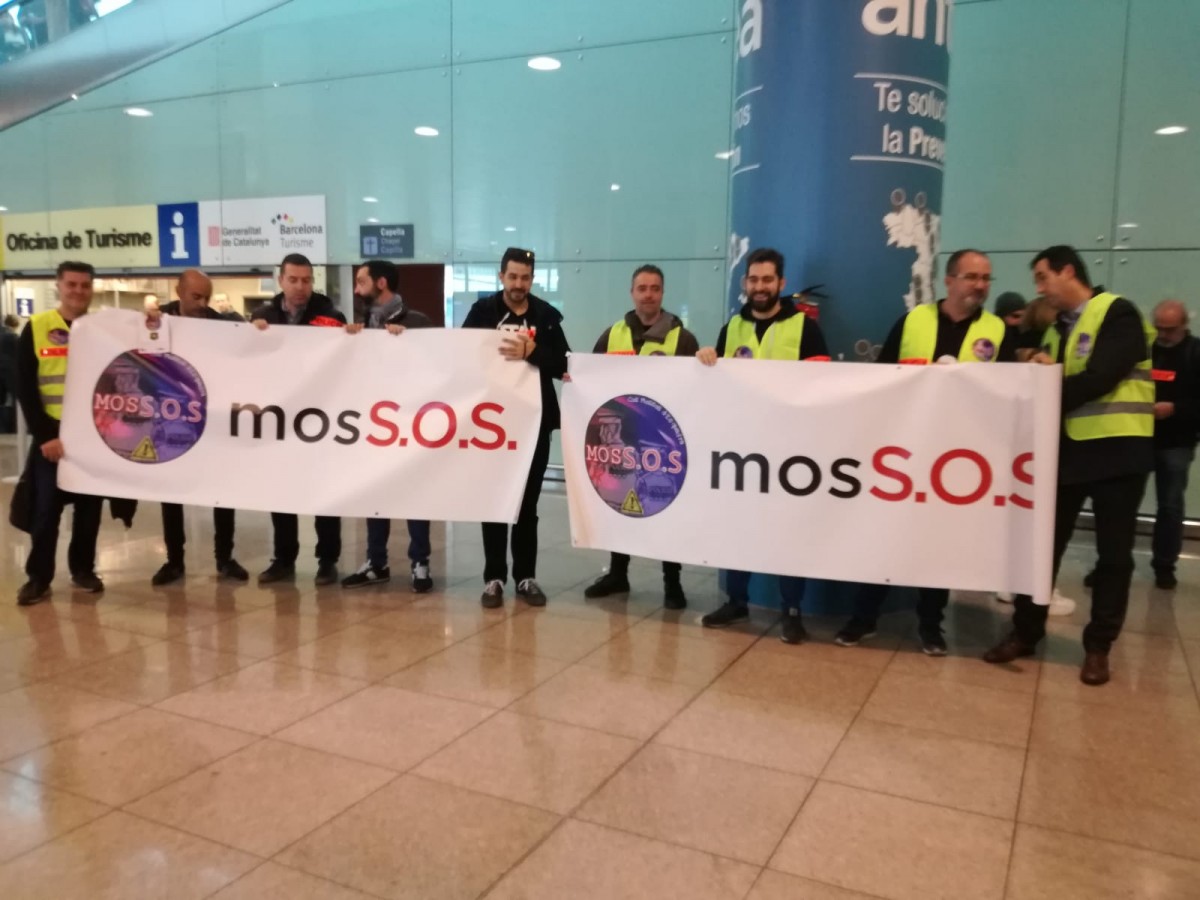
left=1152, top=445, right=1194, bottom=574
left=726, top=570, right=807, bottom=613
left=366, top=518, right=431, bottom=570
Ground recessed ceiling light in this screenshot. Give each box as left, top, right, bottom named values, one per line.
left=527, top=56, right=561, bottom=71
left=504, top=226, right=517, bottom=232
left=610, top=183, right=620, bottom=191
left=0, top=206, right=7, bottom=212
left=714, top=150, right=734, bottom=160
left=414, top=126, right=439, bottom=137
left=124, top=107, right=153, bottom=117
left=1155, top=125, right=1188, bottom=136
left=366, top=217, right=379, bottom=224
left=272, top=82, right=280, bottom=88
left=1118, top=222, right=1139, bottom=228
left=70, top=93, right=79, bottom=101
left=362, top=196, right=378, bottom=203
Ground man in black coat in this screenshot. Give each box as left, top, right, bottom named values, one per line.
left=462, top=247, right=570, bottom=609
left=250, top=253, right=347, bottom=586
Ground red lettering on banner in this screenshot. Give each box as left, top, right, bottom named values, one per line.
left=367, top=401, right=401, bottom=446
left=1009, top=452, right=1034, bottom=509
left=470, top=402, right=508, bottom=449
left=870, top=446, right=913, bottom=500
left=929, top=449, right=992, bottom=505
left=412, top=402, right=456, bottom=449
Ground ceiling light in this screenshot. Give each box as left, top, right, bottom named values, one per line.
left=714, top=150, right=734, bottom=160
left=1118, top=222, right=1139, bottom=229
left=414, top=126, right=439, bottom=137
left=272, top=82, right=280, bottom=88
left=70, top=93, right=79, bottom=101
left=1155, top=125, right=1188, bottom=136
left=0, top=206, right=7, bottom=212
left=527, top=56, right=561, bottom=71
left=124, top=107, right=153, bottom=117
left=504, top=226, right=517, bottom=232
left=610, top=183, right=620, bottom=191
left=362, top=196, right=378, bottom=203
left=366, top=217, right=379, bottom=224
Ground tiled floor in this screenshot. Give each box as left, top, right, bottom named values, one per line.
left=2, top=485, right=1200, bottom=899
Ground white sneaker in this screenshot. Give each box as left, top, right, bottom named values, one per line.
left=994, top=592, right=1015, bottom=604
left=1048, top=590, right=1077, bottom=617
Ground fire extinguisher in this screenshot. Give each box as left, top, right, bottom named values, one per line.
left=788, top=284, right=828, bottom=321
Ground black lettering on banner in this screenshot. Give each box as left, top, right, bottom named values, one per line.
left=778, top=456, right=822, bottom=496
left=711, top=451, right=769, bottom=493
left=829, top=458, right=863, bottom=498
left=334, top=410, right=361, bottom=445
left=293, top=407, right=330, bottom=443
left=230, top=403, right=285, bottom=440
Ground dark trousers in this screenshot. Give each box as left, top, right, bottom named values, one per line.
left=726, top=570, right=807, bottom=613
left=852, top=582, right=949, bottom=636
left=161, top=503, right=235, bottom=565
left=366, top=518, right=431, bottom=570
left=1013, top=471, right=1148, bottom=653
left=609, top=552, right=682, bottom=581
left=482, top=429, right=551, bottom=584
left=25, top=451, right=102, bottom=583
left=271, top=513, right=341, bottom=566
left=1151, top=445, right=1194, bottom=575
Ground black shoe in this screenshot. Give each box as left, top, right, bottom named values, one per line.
left=919, top=631, right=948, bottom=657
left=341, top=564, right=390, bottom=589
left=151, top=562, right=185, bottom=587
left=1083, top=569, right=1096, bottom=589
left=834, top=618, right=877, bottom=648
left=217, top=559, right=250, bottom=582
left=517, top=578, right=547, bottom=607
left=584, top=571, right=630, bottom=599
left=17, top=580, right=50, bottom=606
left=481, top=579, right=504, bottom=609
left=701, top=601, right=749, bottom=628
left=1154, top=570, right=1177, bottom=590
left=779, top=612, right=808, bottom=645
left=411, top=560, right=434, bottom=593
left=315, top=562, right=339, bottom=586
left=663, top=580, right=687, bottom=610
left=71, top=573, right=104, bottom=593
left=983, top=634, right=1037, bottom=664
left=258, top=561, right=295, bottom=585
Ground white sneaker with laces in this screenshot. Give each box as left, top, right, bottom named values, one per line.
left=1048, top=589, right=1077, bottom=617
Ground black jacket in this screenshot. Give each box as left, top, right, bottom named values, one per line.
left=160, top=300, right=226, bottom=320
left=592, top=311, right=700, bottom=357
left=250, top=292, right=346, bottom=327
left=374, top=304, right=434, bottom=330
left=1151, top=334, right=1200, bottom=448
left=1053, top=292, right=1153, bottom=484
left=462, top=292, right=569, bottom=431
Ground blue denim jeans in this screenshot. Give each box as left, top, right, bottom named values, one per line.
left=366, top=518, right=431, bottom=570
left=1152, top=445, right=1194, bottom=574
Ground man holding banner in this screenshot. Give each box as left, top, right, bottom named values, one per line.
left=985, top=246, right=1153, bottom=686
left=250, top=253, right=347, bottom=586
left=697, top=248, right=829, bottom=643
left=14, top=261, right=105, bottom=606
left=149, top=269, right=250, bottom=586
left=463, top=247, right=570, bottom=609
left=583, top=264, right=700, bottom=610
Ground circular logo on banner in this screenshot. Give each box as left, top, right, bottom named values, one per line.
left=734, top=345, right=755, bottom=359
left=584, top=394, right=687, bottom=518
left=92, top=352, right=207, bottom=464
left=972, top=338, right=996, bottom=362
left=1076, top=333, right=1092, bottom=357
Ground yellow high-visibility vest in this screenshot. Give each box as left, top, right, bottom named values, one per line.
left=29, top=309, right=71, bottom=420
left=723, top=313, right=804, bottom=360
left=897, top=303, right=1007, bottom=363
left=606, top=319, right=681, bottom=356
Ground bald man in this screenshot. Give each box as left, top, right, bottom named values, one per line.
left=150, top=270, right=250, bottom=585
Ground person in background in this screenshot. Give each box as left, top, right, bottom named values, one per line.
left=582, top=263, right=700, bottom=610
left=147, top=270, right=249, bottom=586
left=14, top=262, right=105, bottom=606
left=251, top=253, right=347, bottom=586
left=462, top=247, right=570, bottom=609
left=341, top=260, right=436, bottom=594
left=697, top=247, right=830, bottom=643
left=0, top=314, right=20, bottom=432
left=994, top=291, right=1027, bottom=327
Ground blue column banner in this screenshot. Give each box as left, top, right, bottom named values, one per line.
left=728, top=0, right=950, bottom=359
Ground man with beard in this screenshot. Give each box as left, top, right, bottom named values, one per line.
left=833, top=249, right=1016, bottom=656
left=462, top=247, right=570, bottom=609
left=251, top=253, right=347, bottom=586
left=147, top=270, right=250, bottom=585
left=985, top=246, right=1153, bottom=686
left=583, top=263, right=700, bottom=609
left=341, top=260, right=436, bottom=593
left=696, top=247, right=829, bottom=642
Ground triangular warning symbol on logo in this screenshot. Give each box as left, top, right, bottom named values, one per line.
left=620, top=489, right=644, bottom=516
left=131, top=436, right=158, bottom=462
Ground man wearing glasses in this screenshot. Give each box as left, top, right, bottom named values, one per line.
left=833, top=249, right=1014, bottom=655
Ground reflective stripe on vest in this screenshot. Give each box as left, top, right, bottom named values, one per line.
left=606, top=320, right=681, bottom=356
left=30, top=309, right=71, bottom=420
left=1042, top=292, right=1154, bottom=440
left=723, top=313, right=804, bottom=360
left=897, top=303, right=1007, bottom=364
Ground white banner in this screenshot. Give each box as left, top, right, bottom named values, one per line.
left=563, top=356, right=1060, bottom=600
left=58, top=311, right=541, bottom=522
